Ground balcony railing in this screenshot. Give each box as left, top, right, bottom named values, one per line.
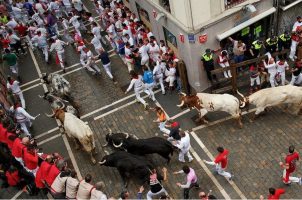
left=225, top=0, right=248, bottom=9
left=280, top=0, right=300, bottom=6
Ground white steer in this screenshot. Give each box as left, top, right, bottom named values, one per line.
left=238, top=85, right=302, bottom=118
left=177, top=92, right=243, bottom=128
left=47, top=109, right=97, bottom=164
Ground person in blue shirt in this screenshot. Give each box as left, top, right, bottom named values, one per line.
left=23, top=0, right=34, bottom=16
left=98, top=48, right=116, bottom=82
left=143, top=65, right=156, bottom=102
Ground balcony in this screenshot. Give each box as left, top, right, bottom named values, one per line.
left=225, top=0, right=248, bottom=9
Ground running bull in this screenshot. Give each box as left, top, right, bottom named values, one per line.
left=237, top=85, right=302, bottom=119
left=46, top=109, right=97, bottom=164
left=99, top=151, right=154, bottom=187
left=177, top=92, right=244, bottom=128
left=104, top=132, right=175, bottom=163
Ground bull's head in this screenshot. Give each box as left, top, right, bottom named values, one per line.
left=177, top=93, right=200, bottom=110
left=237, top=90, right=247, bottom=109
left=45, top=109, right=65, bottom=123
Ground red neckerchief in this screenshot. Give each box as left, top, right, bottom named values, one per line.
left=9, top=79, right=15, bottom=85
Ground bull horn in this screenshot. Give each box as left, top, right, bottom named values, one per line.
left=123, top=132, right=129, bottom=139
left=113, top=141, right=123, bottom=148
left=45, top=110, right=55, bottom=118
left=98, top=159, right=106, bottom=165
left=57, top=101, right=66, bottom=110
left=180, top=92, right=187, bottom=96
left=177, top=100, right=185, bottom=107
left=38, top=95, right=44, bottom=99
left=102, top=142, right=108, bottom=147
left=236, top=90, right=245, bottom=98
left=132, top=134, right=139, bottom=140
left=239, top=100, right=246, bottom=109
left=108, top=128, right=112, bottom=135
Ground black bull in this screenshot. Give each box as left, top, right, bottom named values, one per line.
left=99, top=151, right=154, bottom=187
left=104, top=133, right=175, bottom=163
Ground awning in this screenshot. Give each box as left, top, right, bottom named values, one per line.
left=280, top=0, right=302, bottom=11
left=216, top=7, right=276, bottom=41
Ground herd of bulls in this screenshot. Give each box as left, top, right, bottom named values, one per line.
left=42, top=73, right=302, bottom=188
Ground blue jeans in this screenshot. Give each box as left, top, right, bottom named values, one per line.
left=234, top=55, right=245, bottom=63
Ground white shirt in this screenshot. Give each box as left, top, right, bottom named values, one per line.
left=149, top=44, right=160, bottom=61
left=153, top=61, right=164, bottom=76
left=31, top=34, right=48, bottom=47
left=69, top=16, right=80, bottom=28
left=6, top=20, right=18, bottom=29
left=292, top=21, right=302, bottom=32
left=165, top=67, right=176, bottom=77
left=8, top=34, right=20, bottom=44
left=175, top=132, right=191, bottom=152
left=91, top=36, right=102, bottom=50
left=263, top=61, right=277, bottom=74
left=276, top=61, right=289, bottom=73
left=7, top=80, right=21, bottom=94
left=50, top=39, right=66, bottom=53
left=160, top=45, right=167, bottom=54
left=34, top=3, right=46, bottom=15
left=48, top=1, right=60, bottom=11
left=35, top=27, right=47, bottom=36
left=66, top=177, right=79, bottom=199
left=139, top=45, right=149, bottom=60
left=15, top=107, right=35, bottom=122
left=90, top=188, right=107, bottom=200
left=92, top=26, right=101, bottom=39
left=125, top=47, right=132, bottom=59
left=51, top=174, right=68, bottom=193
left=126, top=75, right=144, bottom=92
left=72, top=0, right=83, bottom=11
left=62, top=0, right=71, bottom=7
left=32, top=13, right=44, bottom=26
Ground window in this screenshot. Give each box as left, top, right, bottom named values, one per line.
left=225, top=0, right=248, bottom=9
left=280, top=0, right=300, bottom=6
left=159, top=0, right=171, bottom=13
left=136, top=3, right=150, bottom=22
left=163, top=27, right=177, bottom=48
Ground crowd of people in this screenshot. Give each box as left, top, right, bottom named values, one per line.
left=202, top=16, right=302, bottom=94
left=0, top=0, right=301, bottom=199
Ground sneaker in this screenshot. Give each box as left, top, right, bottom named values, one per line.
left=188, top=158, right=194, bottom=162
left=179, top=160, right=186, bottom=163
left=162, top=91, right=166, bottom=95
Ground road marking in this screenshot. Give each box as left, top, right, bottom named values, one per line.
left=22, top=83, right=42, bottom=92
left=94, top=89, right=161, bottom=120
left=35, top=127, right=60, bottom=139
left=191, top=131, right=247, bottom=199
left=170, top=108, right=191, bottom=120
left=37, top=133, right=61, bottom=146
left=192, top=108, right=257, bottom=132
left=155, top=101, right=231, bottom=199
left=10, top=190, right=23, bottom=200
left=28, top=47, right=83, bottom=181
left=20, top=79, right=40, bottom=88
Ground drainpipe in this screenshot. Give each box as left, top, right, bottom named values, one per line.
left=273, top=0, right=279, bottom=35
left=188, top=0, right=194, bottom=31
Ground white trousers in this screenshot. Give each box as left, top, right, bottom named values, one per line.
left=165, top=76, right=175, bottom=87
left=103, top=62, right=113, bottom=79
left=19, top=119, right=32, bottom=136
left=179, top=148, right=193, bottom=162
left=219, top=62, right=232, bottom=78
left=15, top=91, right=26, bottom=109
left=250, top=76, right=260, bottom=86
left=279, top=71, right=286, bottom=86
left=41, top=46, right=49, bottom=62
left=289, top=40, right=298, bottom=60
left=135, top=88, right=147, bottom=106
left=10, top=63, right=18, bottom=75
left=215, top=165, right=232, bottom=178
left=147, top=188, right=167, bottom=200
left=268, top=71, right=277, bottom=87
left=125, top=58, right=133, bottom=72
left=155, top=74, right=165, bottom=94
left=57, top=51, right=65, bottom=69
left=144, top=82, right=156, bottom=101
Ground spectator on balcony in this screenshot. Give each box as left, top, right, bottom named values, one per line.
left=201, top=49, right=217, bottom=83
left=228, top=37, right=246, bottom=63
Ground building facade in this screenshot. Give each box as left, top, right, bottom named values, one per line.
left=124, top=0, right=302, bottom=92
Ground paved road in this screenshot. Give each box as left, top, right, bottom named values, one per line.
left=1, top=1, right=302, bottom=199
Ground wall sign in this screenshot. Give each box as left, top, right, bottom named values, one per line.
left=199, top=34, right=207, bottom=43
left=188, top=34, right=195, bottom=43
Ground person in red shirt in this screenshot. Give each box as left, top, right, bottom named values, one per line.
left=0, top=34, right=10, bottom=49
left=44, top=161, right=61, bottom=187
left=204, top=146, right=233, bottom=180
left=0, top=122, right=8, bottom=145
left=12, top=136, right=28, bottom=168
left=23, top=144, right=39, bottom=177
left=280, top=145, right=302, bottom=185
left=35, top=155, right=53, bottom=189
left=267, top=188, right=285, bottom=200
left=5, top=166, right=25, bottom=189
